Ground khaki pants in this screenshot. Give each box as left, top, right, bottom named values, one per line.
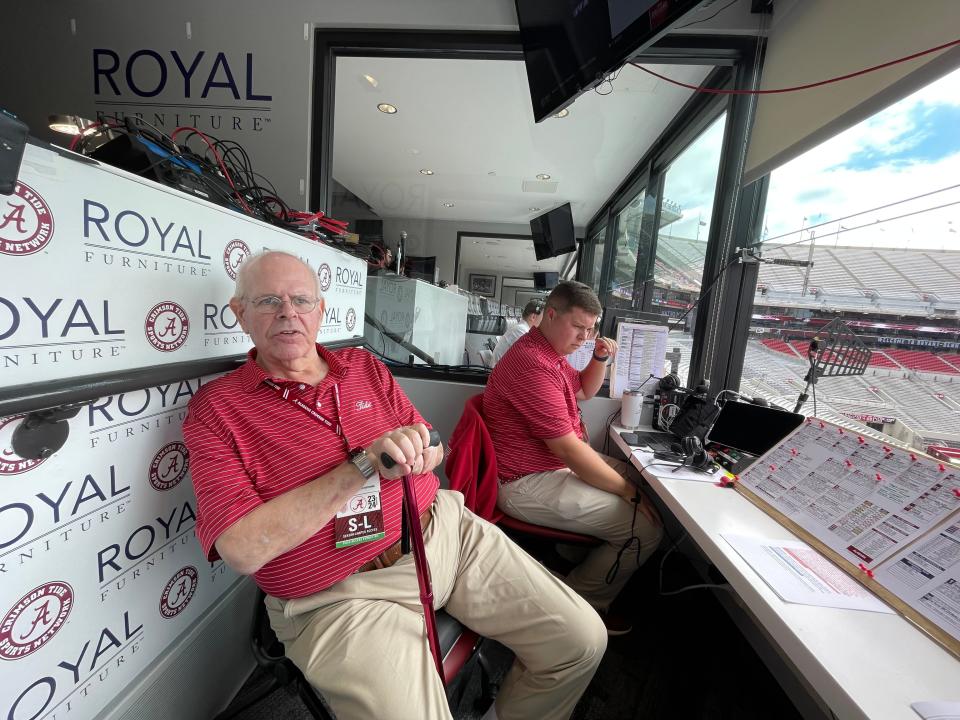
left=497, top=455, right=663, bottom=611
left=266, top=490, right=606, bottom=720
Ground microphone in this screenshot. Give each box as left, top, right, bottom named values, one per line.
left=380, top=429, right=441, bottom=470
left=766, top=258, right=813, bottom=267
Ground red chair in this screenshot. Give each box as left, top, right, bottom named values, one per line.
left=447, top=394, right=601, bottom=573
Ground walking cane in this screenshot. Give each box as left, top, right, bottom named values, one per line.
left=380, top=429, right=445, bottom=684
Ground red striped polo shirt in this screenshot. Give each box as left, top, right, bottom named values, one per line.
left=182, top=345, right=439, bottom=599
left=483, top=327, right=584, bottom=481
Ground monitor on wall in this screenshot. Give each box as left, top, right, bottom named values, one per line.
left=515, top=0, right=704, bottom=122
left=533, top=271, right=559, bottom=290
left=530, top=203, right=576, bottom=261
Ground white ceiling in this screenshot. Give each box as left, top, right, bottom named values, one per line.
left=458, top=235, right=570, bottom=275
left=332, top=57, right=712, bottom=228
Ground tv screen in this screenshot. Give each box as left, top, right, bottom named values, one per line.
left=515, top=0, right=703, bottom=122
left=533, top=271, right=559, bottom=290
left=530, top=203, right=576, bottom=261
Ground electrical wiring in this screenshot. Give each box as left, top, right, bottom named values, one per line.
left=629, top=37, right=960, bottom=95
left=666, top=254, right=740, bottom=332
left=673, top=0, right=739, bottom=30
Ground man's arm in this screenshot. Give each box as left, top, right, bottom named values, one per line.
left=577, top=336, right=618, bottom=400
left=543, top=432, right=634, bottom=501
left=215, top=425, right=439, bottom=575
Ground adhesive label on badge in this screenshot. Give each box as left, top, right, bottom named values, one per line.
left=334, top=476, right=385, bottom=548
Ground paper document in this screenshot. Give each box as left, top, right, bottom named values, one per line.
left=609, top=322, right=668, bottom=398
left=873, top=520, right=960, bottom=643
left=566, top=339, right=596, bottom=371
left=723, top=534, right=894, bottom=613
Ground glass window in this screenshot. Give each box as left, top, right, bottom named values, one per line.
left=743, top=67, right=960, bottom=455
left=607, top=190, right=646, bottom=303
left=584, top=226, right=607, bottom=293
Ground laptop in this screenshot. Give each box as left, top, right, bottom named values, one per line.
left=619, top=430, right=675, bottom=452
left=704, top=401, right=805, bottom=473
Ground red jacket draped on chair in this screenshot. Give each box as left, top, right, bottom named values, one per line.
left=445, top=393, right=503, bottom=523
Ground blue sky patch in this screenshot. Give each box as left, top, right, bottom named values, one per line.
left=832, top=102, right=960, bottom=172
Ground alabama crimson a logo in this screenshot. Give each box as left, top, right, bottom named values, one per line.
left=0, top=183, right=54, bottom=256
left=345, top=307, right=357, bottom=332
left=149, top=441, right=190, bottom=491
left=223, top=239, right=250, bottom=280
left=318, top=263, right=332, bottom=292
left=159, top=566, right=198, bottom=619
left=0, top=582, right=74, bottom=660
left=145, top=302, right=190, bottom=352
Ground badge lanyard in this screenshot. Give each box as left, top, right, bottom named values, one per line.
left=264, top=379, right=385, bottom=548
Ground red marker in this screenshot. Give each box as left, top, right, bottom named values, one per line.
left=858, top=563, right=875, bottom=579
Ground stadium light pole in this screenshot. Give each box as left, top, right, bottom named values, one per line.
left=801, top=229, right=816, bottom=297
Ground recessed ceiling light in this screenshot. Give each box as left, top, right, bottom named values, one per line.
left=409, top=148, right=421, bottom=155
left=419, top=169, right=434, bottom=176
left=529, top=207, right=541, bottom=212
left=536, top=173, right=551, bottom=180
left=553, top=109, right=570, bottom=118
left=443, top=202, right=455, bottom=208
left=377, top=103, right=398, bottom=114
left=363, top=74, right=379, bottom=88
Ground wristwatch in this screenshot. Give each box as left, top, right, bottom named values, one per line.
left=348, top=448, right=377, bottom=480
left=592, top=352, right=610, bottom=364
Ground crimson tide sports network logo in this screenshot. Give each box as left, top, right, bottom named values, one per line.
left=345, top=307, right=357, bottom=332
left=159, top=566, right=198, bottom=619
left=317, top=263, right=332, bottom=293
left=0, top=414, right=48, bottom=475
left=149, top=441, right=190, bottom=491
left=223, top=239, right=250, bottom=280
left=0, top=182, right=55, bottom=256
left=145, top=302, right=190, bottom=352
left=0, top=581, right=74, bottom=660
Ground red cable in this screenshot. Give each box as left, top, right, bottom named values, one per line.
left=170, top=126, right=252, bottom=213
left=630, top=37, right=960, bottom=95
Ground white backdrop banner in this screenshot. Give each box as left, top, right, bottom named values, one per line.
left=0, top=373, right=241, bottom=720
left=0, top=143, right=367, bottom=388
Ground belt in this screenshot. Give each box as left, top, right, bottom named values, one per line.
left=355, top=507, right=432, bottom=573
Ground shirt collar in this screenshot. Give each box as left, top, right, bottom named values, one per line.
left=239, top=344, right=348, bottom=393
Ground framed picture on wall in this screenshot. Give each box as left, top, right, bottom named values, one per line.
left=468, top=273, right=497, bottom=297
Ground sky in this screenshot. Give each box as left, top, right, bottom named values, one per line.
left=761, top=65, right=960, bottom=252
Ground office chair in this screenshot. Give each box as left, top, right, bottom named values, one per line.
left=447, top=394, right=601, bottom=575
left=214, top=589, right=492, bottom=720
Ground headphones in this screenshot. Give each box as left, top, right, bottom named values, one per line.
left=657, top=373, right=681, bottom=393
left=656, top=435, right=713, bottom=471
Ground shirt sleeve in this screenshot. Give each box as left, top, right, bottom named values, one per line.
left=510, top=361, right=580, bottom=441
left=182, top=408, right=264, bottom=561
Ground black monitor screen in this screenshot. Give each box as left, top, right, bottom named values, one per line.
left=533, top=271, right=559, bottom=289
left=515, top=0, right=703, bottom=122
left=706, top=402, right=805, bottom=457
left=599, top=307, right=669, bottom=339
left=404, top=255, right=436, bottom=282
left=530, top=203, right=576, bottom=261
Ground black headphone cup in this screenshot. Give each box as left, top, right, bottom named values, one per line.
left=658, top=373, right=680, bottom=392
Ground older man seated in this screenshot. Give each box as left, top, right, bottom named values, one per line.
left=182, top=251, right=606, bottom=720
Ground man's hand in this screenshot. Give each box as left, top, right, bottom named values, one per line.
left=367, top=423, right=433, bottom=480
left=593, top=336, right=619, bottom=361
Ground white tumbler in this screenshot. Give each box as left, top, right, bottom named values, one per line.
left=621, top=389, right=643, bottom=430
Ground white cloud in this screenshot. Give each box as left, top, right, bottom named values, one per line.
left=762, top=66, right=960, bottom=252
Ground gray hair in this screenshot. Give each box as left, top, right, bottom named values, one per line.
left=232, top=250, right=322, bottom=300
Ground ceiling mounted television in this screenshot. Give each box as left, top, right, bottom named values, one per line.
left=515, top=0, right=704, bottom=122
left=533, top=271, right=559, bottom=290
left=530, top=203, right=576, bottom=261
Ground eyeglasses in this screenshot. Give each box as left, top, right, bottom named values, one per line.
left=247, top=295, right=320, bottom=314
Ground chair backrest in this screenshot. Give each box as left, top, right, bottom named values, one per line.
left=446, top=394, right=502, bottom=523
